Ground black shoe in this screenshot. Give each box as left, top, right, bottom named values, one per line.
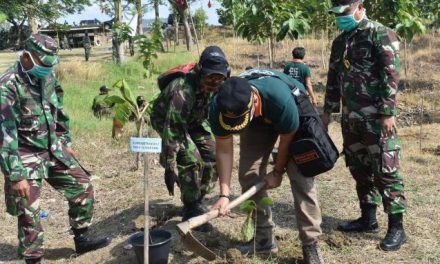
left=380, top=213, right=407, bottom=251
left=182, top=201, right=213, bottom=233
left=338, top=204, right=379, bottom=233
left=302, top=242, right=325, bottom=264
left=73, top=228, right=112, bottom=254
left=25, top=258, right=41, bottom=264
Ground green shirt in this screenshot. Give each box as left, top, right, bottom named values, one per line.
left=209, top=69, right=305, bottom=137
left=283, top=62, right=311, bottom=86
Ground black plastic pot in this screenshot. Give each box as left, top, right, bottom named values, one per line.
left=129, top=229, right=172, bottom=264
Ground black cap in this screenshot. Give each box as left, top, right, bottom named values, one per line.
left=198, top=46, right=229, bottom=77
left=100, top=85, right=110, bottom=92
left=216, top=77, right=253, bottom=132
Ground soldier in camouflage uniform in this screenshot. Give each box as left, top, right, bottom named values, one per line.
left=0, top=34, right=111, bottom=264
left=150, top=46, right=230, bottom=232
left=92, top=85, right=114, bottom=119
left=322, top=0, right=407, bottom=251
left=83, top=31, right=91, bottom=61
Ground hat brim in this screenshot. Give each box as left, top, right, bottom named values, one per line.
left=219, top=112, right=251, bottom=133
left=328, top=4, right=350, bottom=14
left=201, top=68, right=228, bottom=77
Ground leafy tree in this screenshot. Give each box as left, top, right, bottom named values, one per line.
left=363, top=0, right=427, bottom=83
left=168, top=0, right=198, bottom=51
left=364, top=0, right=426, bottom=42
left=112, top=21, right=133, bottom=63
left=232, top=0, right=310, bottom=67
left=0, top=0, right=91, bottom=34
left=415, top=0, right=440, bottom=29
left=135, top=21, right=164, bottom=77
left=106, top=80, right=151, bottom=170
left=193, top=7, right=208, bottom=40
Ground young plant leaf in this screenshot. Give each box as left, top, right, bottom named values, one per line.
left=259, top=197, right=274, bottom=206
left=241, top=214, right=255, bottom=242
left=240, top=200, right=256, bottom=213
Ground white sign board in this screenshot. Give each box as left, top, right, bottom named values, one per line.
left=130, top=137, right=162, bottom=153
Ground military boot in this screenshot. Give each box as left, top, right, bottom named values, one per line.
left=182, top=201, right=213, bottom=232
left=302, top=242, right=325, bottom=264
left=24, top=258, right=41, bottom=264
left=338, top=204, right=379, bottom=233
left=73, top=228, right=112, bottom=254
left=380, top=213, right=406, bottom=251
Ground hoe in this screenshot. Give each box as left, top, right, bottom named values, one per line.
left=176, top=181, right=266, bottom=260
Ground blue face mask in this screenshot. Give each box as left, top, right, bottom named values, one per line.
left=335, top=9, right=364, bottom=32
left=29, top=64, right=53, bottom=79
left=23, top=50, right=53, bottom=79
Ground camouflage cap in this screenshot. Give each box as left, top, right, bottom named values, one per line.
left=24, top=34, right=59, bottom=67
left=329, top=0, right=363, bottom=14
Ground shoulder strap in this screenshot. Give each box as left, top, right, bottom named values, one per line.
left=239, top=69, right=304, bottom=97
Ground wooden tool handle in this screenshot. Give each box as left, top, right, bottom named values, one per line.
left=187, top=181, right=266, bottom=229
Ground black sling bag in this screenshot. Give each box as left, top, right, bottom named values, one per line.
left=241, top=70, right=339, bottom=177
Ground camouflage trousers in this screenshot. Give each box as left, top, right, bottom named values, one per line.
left=84, top=48, right=91, bottom=61
left=154, top=122, right=217, bottom=204
left=341, top=116, right=407, bottom=214
left=4, top=151, right=94, bottom=259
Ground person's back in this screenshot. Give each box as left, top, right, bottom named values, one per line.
left=284, top=47, right=317, bottom=106
left=83, top=32, right=91, bottom=61
left=284, top=61, right=310, bottom=85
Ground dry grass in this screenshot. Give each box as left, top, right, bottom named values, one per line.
left=0, top=30, right=440, bottom=264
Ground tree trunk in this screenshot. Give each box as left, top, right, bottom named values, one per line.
left=28, top=14, right=38, bottom=34
left=173, top=12, right=179, bottom=46
left=320, top=29, right=327, bottom=70
left=114, top=0, right=124, bottom=64
left=404, top=39, right=408, bottom=90
left=257, top=42, right=260, bottom=68
left=136, top=0, right=143, bottom=35
left=268, top=38, right=273, bottom=68
left=178, top=7, right=192, bottom=51
left=154, top=0, right=160, bottom=22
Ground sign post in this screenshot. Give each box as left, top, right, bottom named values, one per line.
left=130, top=137, right=162, bottom=264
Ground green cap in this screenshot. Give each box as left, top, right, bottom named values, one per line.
left=24, top=34, right=59, bottom=67
left=329, top=0, right=362, bottom=14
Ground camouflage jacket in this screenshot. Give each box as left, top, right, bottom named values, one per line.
left=150, top=73, right=212, bottom=172
left=324, top=18, right=400, bottom=119
left=0, top=62, right=77, bottom=182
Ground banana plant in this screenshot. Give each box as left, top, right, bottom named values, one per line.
left=240, top=196, right=274, bottom=254
left=105, top=79, right=150, bottom=170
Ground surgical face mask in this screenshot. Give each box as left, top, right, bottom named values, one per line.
left=22, top=50, right=53, bottom=79
left=335, top=8, right=365, bottom=32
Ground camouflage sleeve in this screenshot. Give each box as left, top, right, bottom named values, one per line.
left=373, top=26, right=400, bottom=116
left=54, top=81, right=72, bottom=148
left=162, top=80, right=192, bottom=172
left=324, top=39, right=342, bottom=113
left=0, top=81, right=28, bottom=181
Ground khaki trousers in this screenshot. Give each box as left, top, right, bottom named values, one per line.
left=239, top=120, right=322, bottom=245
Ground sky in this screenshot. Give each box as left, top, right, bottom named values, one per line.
left=58, top=0, right=222, bottom=25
